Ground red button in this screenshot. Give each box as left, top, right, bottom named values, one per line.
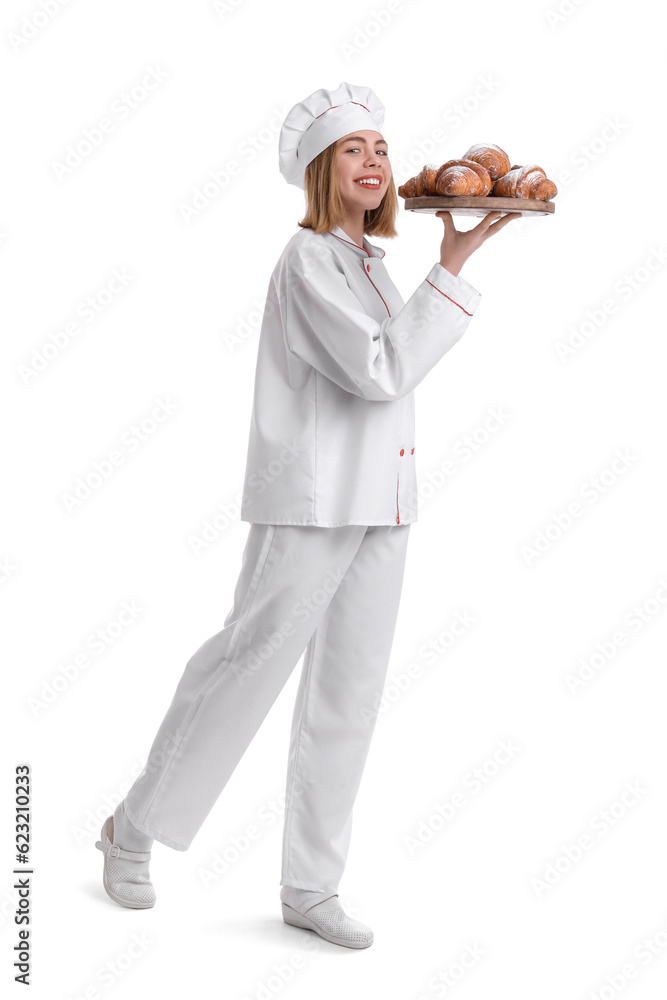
left=411, top=447, right=415, bottom=454
left=366, top=263, right=370, bottom=271
left=399, top=448, right=404, bottom=456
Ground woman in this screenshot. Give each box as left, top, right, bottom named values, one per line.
left=95, top=81, right=520, bottom=949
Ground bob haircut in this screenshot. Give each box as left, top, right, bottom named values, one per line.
left=297, top=140, right=398, bottom=239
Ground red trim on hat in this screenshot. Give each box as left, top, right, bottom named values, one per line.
left=314, top=101, right=371, bottom=121
left=297, top=101, right=372, bottom=157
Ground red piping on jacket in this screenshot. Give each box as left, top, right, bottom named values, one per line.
left=363, top=264, right=391, bottom=317
left=425, top=278, right=473, bottom=316
left=326, top=231, right=391, bottom=314
left=327, top=231, right=386, bottom=259
left=396, top=471, right=400, bottom=524
left=327, top=228, right=406, bottom=522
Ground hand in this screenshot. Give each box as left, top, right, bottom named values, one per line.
left=437, top=210, right=522, bottom=277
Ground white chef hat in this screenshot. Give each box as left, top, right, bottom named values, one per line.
left=279, top=81, right=386, bottom=190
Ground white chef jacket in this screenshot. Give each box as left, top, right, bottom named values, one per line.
left=239, top=223, right=482, bottom=526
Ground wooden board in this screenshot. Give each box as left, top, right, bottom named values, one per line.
left=404, top=195, right=555, bottom=218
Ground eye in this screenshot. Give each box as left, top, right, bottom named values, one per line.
left=345, top=147, right=389, bottom=155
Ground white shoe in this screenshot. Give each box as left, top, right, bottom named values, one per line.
left=95, top=815, right=156, bottom=909
left=281, top=893, right=374, bottom=949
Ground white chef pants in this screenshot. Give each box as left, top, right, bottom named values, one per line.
left=123, top=520, right=410, bottom=893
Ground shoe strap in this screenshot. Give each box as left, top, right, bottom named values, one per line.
left=95, top=839, right=151, bottom=862
left=301, top=892, right=338, bottom=914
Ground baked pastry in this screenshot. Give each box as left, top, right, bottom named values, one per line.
left=434, top=159, right=492, bottom=196
left=414, top=163, right=440, bottom=196
left=494, top=164, right=557, bottom=200
left=396, top=146, right=557, bottom=201
left=461, top=143, right=511, bottom=181
left=397, top=175, right=417, bottom=198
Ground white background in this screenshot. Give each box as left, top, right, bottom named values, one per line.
left=2, top=0, right=666, bottom=997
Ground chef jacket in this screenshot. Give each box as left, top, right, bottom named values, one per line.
left=239, top=223, right=482, bottom=527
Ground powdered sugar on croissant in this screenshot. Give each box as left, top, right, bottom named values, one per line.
left=435, top=159, right=492, bottom=196
left=461, top=143, right=511, bottom=181
left=414, top=163, right=440, bottom=196
left=494, top=164, right=557, bottom=200
left=397, top=176, right=417, bottom=198
left=397, top=147, right=557, bottom=201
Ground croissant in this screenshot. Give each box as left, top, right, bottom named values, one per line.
left=461, top=143, right=511, bottom=181
left=414, top=163, right=440, bottom=196
left=494, top=164, right=558, bottom=200
left=397, top=176, right=417, bottom=198
left=434, top=159, right=492, bottom=197
left=397, top=150, right=558, bottom=201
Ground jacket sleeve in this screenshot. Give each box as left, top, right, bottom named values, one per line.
left=282, top=241, right=482, bottom=401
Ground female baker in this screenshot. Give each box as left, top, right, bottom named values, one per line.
left=95, top=81, right=520, bottom=949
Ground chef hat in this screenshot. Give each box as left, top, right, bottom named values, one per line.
left=279, top=81, right=386, bottom=190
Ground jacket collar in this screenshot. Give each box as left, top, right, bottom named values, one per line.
left=327, top=224, right=386, bottom=259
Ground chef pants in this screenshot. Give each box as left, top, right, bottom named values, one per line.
left=123, top=520, right=410, bottom=893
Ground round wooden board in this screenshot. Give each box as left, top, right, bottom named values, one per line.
left=404, top=196, right=555, bottom=218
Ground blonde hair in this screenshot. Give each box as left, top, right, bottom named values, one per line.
left=297, top=140, right=398, bottom=238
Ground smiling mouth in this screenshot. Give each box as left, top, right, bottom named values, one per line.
left=354, top=179, right=382, bottom=188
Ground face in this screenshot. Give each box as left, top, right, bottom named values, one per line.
left=334, top=129, right=391, bottom=213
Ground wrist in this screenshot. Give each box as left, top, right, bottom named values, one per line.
left=439, top=259, right=463, bottom=278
